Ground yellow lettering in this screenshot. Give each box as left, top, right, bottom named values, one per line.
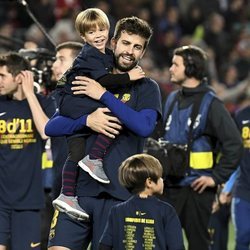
left=242, top=127, right=250, bottom=139
left=19, top=119, right=33, bottom=133
left=50, top=210, right=59, bottom=229
left=0, top=118, right=33, bottom=134
left=7, top=119, right=19, bottom=133
left=26, top=119, right=33, bottom=132
left=0, top=120, right=6, bottom=133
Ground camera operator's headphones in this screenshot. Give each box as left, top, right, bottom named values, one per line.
left=185, top=54, right=196, bottom=78
left=179, top=45, right=207, bottom=80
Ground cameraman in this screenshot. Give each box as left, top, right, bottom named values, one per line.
left=161, top=45, right=242, bottom=250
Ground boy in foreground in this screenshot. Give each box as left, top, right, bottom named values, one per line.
left=99, top=154, right=185, bottom=250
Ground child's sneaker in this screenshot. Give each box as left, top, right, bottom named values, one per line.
left=52, top=194, right=89, bottom=221
left=78, top=155, right=110, bottom=184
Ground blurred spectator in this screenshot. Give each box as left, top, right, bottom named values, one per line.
left=49, top=19, right=79, bottom=45
left=223, top=0, right=248, bottom=33
left=195, top=0, right=221, bottom=17
left=25, top=24, right=48, bottom=48
left=154, top=28, right=179, bottom=67
left=28, top=0, right=56, bottom=29
left=180, top=2, right=204, bottom=36
left=234, top=33, right=250, bottom=81
left=203, top=12, right=233, bottom=79
left=54, top=0, right=81, bottom=20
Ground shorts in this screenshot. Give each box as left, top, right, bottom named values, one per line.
left=48, top=195, right=121, bottom=250
left=0, top=208, right=41, bottom=250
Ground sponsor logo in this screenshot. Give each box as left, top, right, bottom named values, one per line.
left=242, top=120, right=250, bottom=124
left=30, top=242, right=41, bottom=248
left=121, top=93, right=131, bottom=103
left=136, top=211, right=146, bottom=216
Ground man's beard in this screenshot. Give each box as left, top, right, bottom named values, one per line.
left=114, top=53, right=138, bottom=72
left=171, top=75, right=187, bottom=86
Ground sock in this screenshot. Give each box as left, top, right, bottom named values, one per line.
left=88, top=134, right=114, bottom=160
left=61, top=160, right=78, bottom=196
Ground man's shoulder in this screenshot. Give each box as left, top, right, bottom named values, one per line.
left=142, top=77, right=157, bottom=84
left=36, top=93, right=55, bottom=102
left=235, top=105, right=250, bottom=117
left=138, top=77, right=159, bottom=89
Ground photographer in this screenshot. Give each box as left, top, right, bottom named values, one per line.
left=161, top=45, right=242, bottom=250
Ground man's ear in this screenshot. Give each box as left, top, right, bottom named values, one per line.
left=14, top=73, right=22, bottom=84
left=110, top=37, right=116, bottom=50
left=140, top=50, right=146, bottom=60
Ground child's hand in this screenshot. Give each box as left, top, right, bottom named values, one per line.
left=128, top=66, right=145, bottom=81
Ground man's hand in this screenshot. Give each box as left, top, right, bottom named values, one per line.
left=87, top=108, right=122, bottom=138
left=191, top=176, right=216, bottom=194
left=72, top=76, right=106, bottom=100
left=19, top=70, right=49, bottom=139
left=20, top=70, right=36, bottom=97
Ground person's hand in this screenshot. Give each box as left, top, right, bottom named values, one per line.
left=72, top=76, right=106, bottom=100
left=211, top=200, right=220, bottom=213
left=20, top=70, right=36, bottom=97
left=191, top=176, right=216, bottom=194
left=87, top=107, right=122, bottom=138
left=128, top=66, right=145, bottom=81
left=219, top=192, right=232, bottom=205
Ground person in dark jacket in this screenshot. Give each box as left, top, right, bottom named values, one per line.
left=161, top=45, right=243, bottom=250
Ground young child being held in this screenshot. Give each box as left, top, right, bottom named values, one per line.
left=99, top=153, right=185, bottom=250
left=52, top=8, right=145, bottom=220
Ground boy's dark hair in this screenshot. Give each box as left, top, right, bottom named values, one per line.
left=174, top=45, right=208, bottom=80
left=113, top=16, right=153, bottom=50
left=56, top=41, right=83, bottom=59
left=119, top=154, right=162, bottom=194
left=0, top=52, right=31, bottom=76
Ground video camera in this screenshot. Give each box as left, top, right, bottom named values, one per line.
left=19, top=48, right=56, bottom=92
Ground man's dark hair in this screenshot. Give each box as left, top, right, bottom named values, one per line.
left=113, top=16, right=153, bottom=50
left=174, top=45, right=208, bottom=80
left=56, top=41, right=83, bottom=58
left=0, top=52, right=31, bottom=76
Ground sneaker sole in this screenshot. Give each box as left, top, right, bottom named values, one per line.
left=78, top=161, right=110, bottom=184
left=52, top=199, right=89, bottom=221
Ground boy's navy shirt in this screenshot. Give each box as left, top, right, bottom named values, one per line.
left=100, top=195, right=184, bottom=250
left=0, top=94, right=56, bottom=209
